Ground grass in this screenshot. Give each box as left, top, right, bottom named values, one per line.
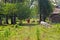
left=0, top=23, right=60, bottom=40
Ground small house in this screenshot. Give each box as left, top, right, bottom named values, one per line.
left=49, top=8, right=60, bottom=23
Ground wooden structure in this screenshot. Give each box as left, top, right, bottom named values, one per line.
left=49, top=8, right=60, bottom=23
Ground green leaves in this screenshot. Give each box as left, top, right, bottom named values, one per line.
left=30, top=5, right=38, bottom=18
left=16, top=3, right=31, bottom=20
left=4, top=3, right=17, bottom=15
left=0, top=2, right=4, bottom=14
left=38, top=0, right=53, bottom=21
left=38, top=0, right=53, bottom=15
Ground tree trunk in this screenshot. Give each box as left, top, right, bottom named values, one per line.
left=42, top=15, right=46, bottom=22
left=43, top=16, right=46, bottom=22
left=13, top=15, right=16, bottom=24
left=40, top=14, right=46, bottom=22
left=11, top=16, right=13, bottom=24
left=40, top=14, right=42, bottom=22
left=0, top=17, right=2, bottom=25
left=39, top=14, right=43, bottom=23
left=19, top=20, right=22, bottom=25
left=6, top=15, right=9, bottom=24
left=11, top=15, right=16, bottom=24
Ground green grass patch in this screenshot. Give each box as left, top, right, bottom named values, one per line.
left=0, top=24, right=60, bottom=40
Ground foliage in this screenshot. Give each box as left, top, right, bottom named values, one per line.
left=38, top=0, right=53, bottom=21
left=16, top=3, right=31, bottom=20
left=0, top=2, right=5, bottom=17
left=38, top=0, right=53, bottom=15
left=3, top=3, right=17, bottom=16
left=30, top=5, right=39, bottom=18
left=0, top=2, right=4, bottom=14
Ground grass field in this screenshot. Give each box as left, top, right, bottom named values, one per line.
left=0, top=23, right=60, bottom=40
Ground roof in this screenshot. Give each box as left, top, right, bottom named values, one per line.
left=52, top=8, right=60, bottom=14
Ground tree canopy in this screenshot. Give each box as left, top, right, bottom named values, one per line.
left=38, top=0, right=53, bottom=22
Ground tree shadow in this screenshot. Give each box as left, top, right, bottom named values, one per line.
left=0, top=23, right=39, bottom=27
left=19, top=23, right=39, bottom=26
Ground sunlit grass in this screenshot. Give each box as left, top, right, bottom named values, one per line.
left=0, top=24, right=60, bottom=40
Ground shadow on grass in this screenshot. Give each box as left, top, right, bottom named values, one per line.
left=0, top=23, right=39, bottom=27
left=19, top=23, right=39, bottom=26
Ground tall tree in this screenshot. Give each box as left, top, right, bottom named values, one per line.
left=9, top=3, right=17, bottom=24
left=0, top=2, right=4, bottom=25
left=3, top=3, right=9, bottom=24
left=38, top=0, right=53, bottom=22
left=4, top=3, right=17, bottom=24
left=16, top=3, right=31, bottom=24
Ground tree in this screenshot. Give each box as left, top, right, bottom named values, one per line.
left=16, top=3, right=31, bottom=24
left=3, top=3, right=10, bottom=24
left=38, top=0, right=53, bottom=22
left=30, top=4, right=38, bottom=18
left=9, top=4, right=17, bottom=24
left=0, top=2, right=4, bottom=25
left=4, top=3, right=17, bottom=24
